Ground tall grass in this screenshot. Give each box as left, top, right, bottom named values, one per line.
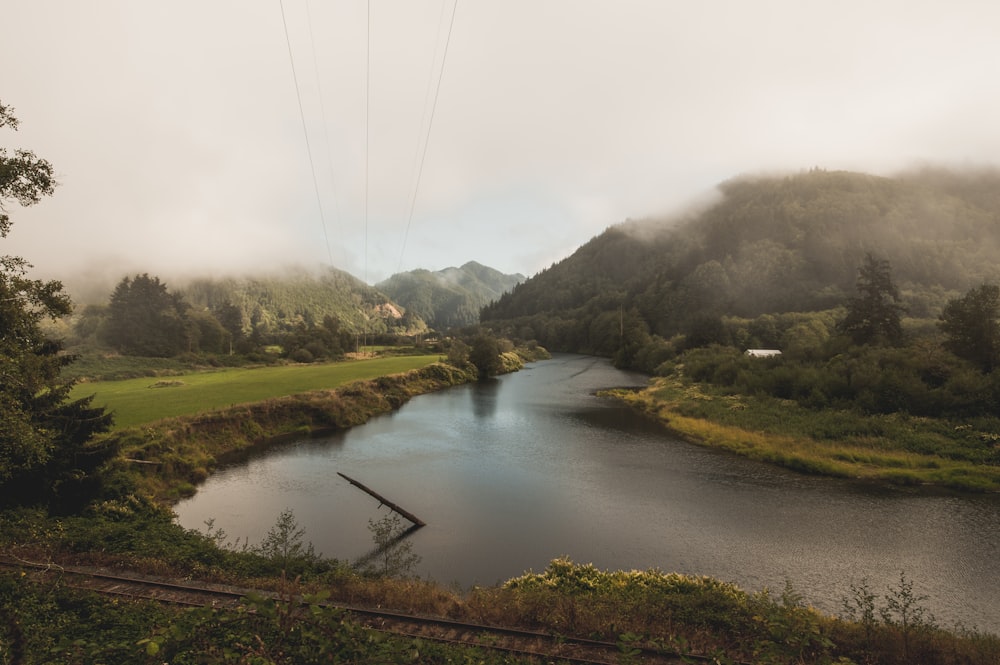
left=606, top=378, right=1000, bottom=491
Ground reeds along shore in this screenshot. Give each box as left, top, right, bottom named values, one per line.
left=603, top=377, right=1000, bottom=492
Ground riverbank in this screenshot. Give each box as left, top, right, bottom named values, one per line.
left=71, top=354, right=444, bottom=429
left=106, top=360, right=478, bottom=502
left=605, top=375, right=1000, bottom=492
left=103, top=347, right=552, bottom=503
left=5, top=352, right=999, bottom=663
left=3, top=546, right=997, bottom=664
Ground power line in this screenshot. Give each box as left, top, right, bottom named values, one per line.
left=304, top=0, right=342, bottom=244
left=364, top=0, right=371, bottom=284
left=403, top=0, right=451, bottom=231
left=279, top=0, right=334, bottom=265
left=395, top=0, right=458, bottom=275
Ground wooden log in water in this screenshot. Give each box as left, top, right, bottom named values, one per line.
left=336, top=472, right=426, bottom=527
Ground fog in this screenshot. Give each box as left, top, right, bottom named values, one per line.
left=3, top=1, right=1000, bottom=285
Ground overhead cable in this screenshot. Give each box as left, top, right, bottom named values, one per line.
left=279, top=0, right=334, bottom=265
left=304, top=0, right=342, bottom=244
left=395, top=0, right=458, bottom=274
left=364, top=0, right=371, bottom=283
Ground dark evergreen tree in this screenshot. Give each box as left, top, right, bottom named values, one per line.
left=939, top=283, right=1000, bottom=372
left=0, top=101, right=114, bottom=507
left=838, top=253, right=906, bottom=346
left=102, top=273, right=191, bottom=356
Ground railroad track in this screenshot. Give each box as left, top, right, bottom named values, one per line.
left=1, top=557, right=726, bottom=664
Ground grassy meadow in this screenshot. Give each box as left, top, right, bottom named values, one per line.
left=71, top=355, right=440, bottom=429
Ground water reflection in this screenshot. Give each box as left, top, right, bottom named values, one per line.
left=470, top=379, right=500, bottom=419
left=176, top=355, right=1000, bottom=633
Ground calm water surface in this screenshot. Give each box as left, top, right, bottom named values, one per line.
left=175, top=355, right=1000, bottom=632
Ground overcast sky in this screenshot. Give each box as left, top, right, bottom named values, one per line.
left=4, top=1, right=1000, bottom=288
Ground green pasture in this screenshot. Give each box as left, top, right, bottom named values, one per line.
left=70, top=356, right=440, bottom=429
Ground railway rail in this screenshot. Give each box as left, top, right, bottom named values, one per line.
left=2, top=557, right=732, bottom=664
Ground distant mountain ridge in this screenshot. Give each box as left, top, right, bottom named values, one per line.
left=482, top=168, right=1000, bottom=356
left=179, top=266, right=424, bottom=336
left=64, top=260, right=522, bottom=338
left=377, top=261, right=525, bottom=330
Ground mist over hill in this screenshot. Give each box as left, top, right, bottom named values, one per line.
left=61, top=260, right=523, bottom=343
left=482, top=168, right=1000, bottom=357
left=62, top=265, right=424, bottom=339
left=177, top=266, right=425, bottom=337
left=377, top=261, right=525, bottom=330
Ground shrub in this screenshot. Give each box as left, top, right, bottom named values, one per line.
left=290, top=348, right=314, bottom=363
left=254, top=508, right=322, bottom=576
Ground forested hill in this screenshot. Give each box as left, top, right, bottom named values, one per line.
left=377, top=261, right=524, bottom=330
left=180, top=266, right=425, bottom=336
left=481, top=168, right=1000, bottom=356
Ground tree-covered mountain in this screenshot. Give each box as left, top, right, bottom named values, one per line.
left=67, top=266, right=427, bottom=361
left=179, top=265, right=426, bottom=338
left=482, top=168, right=1000, bottom=362
left=377, top=261, right=524, bottom=330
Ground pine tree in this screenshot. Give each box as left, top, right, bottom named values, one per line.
left=838, top=253, right=906, bottom=346
left=0, top=102, right=113, bottom=508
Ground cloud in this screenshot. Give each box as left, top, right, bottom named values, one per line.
left=3, top=1, right=1000, bottom=287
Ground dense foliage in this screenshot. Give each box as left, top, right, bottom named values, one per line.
left=0, top=578, right=533, bottom=665
left=0, top=501, right=531, bottom=664
left=939, top=283, right=1000, bottom=372
left=72, top=268, right=424, bottom=363
left=481, top=169, right=1000, bottom=434
left=377, top=261, right=524, bottom=330
left=101, top=273, right=212, bottom=356
left=0, top=102, right=113, bottom=509
left=483, top=168, right=1000, bottom=358
left=181, top=266, right=426, bottom=340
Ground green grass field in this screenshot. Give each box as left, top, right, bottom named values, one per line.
left=70, top=356, right=440, bottom=429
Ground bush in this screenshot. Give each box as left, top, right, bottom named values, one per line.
left=680, top=345, right=746, bottom=385
left=290, top=348, right=314, bottom=363
left=254, top=508, right=323, bottom=576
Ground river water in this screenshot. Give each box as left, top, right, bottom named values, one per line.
left=175, top=354, right=1000, bottom=633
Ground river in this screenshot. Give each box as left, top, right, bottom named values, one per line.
left=175, top=354, right=1000, bottom=633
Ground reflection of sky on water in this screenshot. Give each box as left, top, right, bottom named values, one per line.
left=176, top=355, right=1000, bottom=632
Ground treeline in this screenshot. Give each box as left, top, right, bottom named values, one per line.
left=506, top=261, right=1000, bottom=446
left=674, top=269, right=1000, bottom=433
left=181, top=266, right=426, bottom=337
left=482, top=169, right=1000, bottom=427
left=71, top=272, right=421, bottom=363
left=484, top=168, right=1000, bottom=344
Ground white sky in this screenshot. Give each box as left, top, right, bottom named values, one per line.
left=3, top=1, right=1000, bottom=287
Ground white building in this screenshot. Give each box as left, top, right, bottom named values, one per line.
left=745, top=349, right=782, bottom=358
